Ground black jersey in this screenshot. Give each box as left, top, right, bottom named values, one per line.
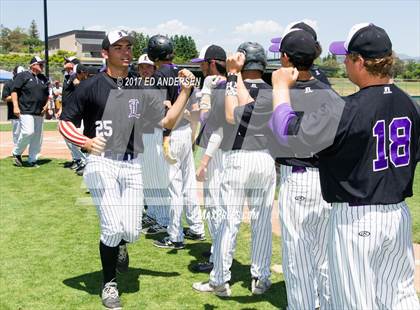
left=203, top=79, right=274, bottom=151
left=12, top=71, right=49, bottom=115
left=273, top=83, right=419, bottom=204
left=310, top=65, right=330, bottom=86
left=318, top=84, right=420, bottom=204
left=275, top=78, right=334, bottom=168
left=1, top=79, right=18, bottom=120
left=60, top=72, right=166, bottom=155
left=151, top=63, right=190, bottom=132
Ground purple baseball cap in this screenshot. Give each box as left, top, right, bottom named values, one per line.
left=269, top=44, right=280, bottom=53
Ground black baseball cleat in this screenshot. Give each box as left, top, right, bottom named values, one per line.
left=63, top=160, right=75, bottom=168
left=184, top=228, right=206, bottom=241
left=75, top=163, right=85, bottom=176
left=101, top=281, right=122, bottom=309
left=141, top=215, right=157, bottom=230
left=70, top=159, right=82, bottom=170
left=153, top=236, right=185, bottom=249
left=116, top=244, right=129, bottom=273
left=193, top=261, right=213, bottom=273
left=144, top=224, right=167, bottom=235
left=12, top=154, right=23, bottom=167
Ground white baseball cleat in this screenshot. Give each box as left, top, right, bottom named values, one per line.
left=192, top=281, right=231, bottom=297
left=251, top=278, right=271, bottom=295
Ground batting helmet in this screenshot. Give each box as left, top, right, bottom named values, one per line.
left=147, top=35, right=174, bottom=62
left=237, top=42, right=267, bottom=72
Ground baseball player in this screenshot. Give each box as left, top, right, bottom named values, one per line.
left=146, top=35, right=205, bottom=249
left=137, top=52, right=172, bottom=234
left=137, top=53, right=155, bottom=78
left=59, top=64, right=91, bottom=176
left=270, top=28, right=333, bottom=309
left=59, top=30, right=196, bottom=309
left=193, top=42, right=276, bottom=296
left=11, top=56, right=50, bottom=167
left=60, top=57, right=87, bottom=171
left=270, top=23, right=420, bottom=309
left=2, top=65, right=25, bottom=147
left=192, top=44, right=227, bottom=272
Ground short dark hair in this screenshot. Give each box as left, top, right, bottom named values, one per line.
left=214, top=60, right=226, bottom=75
left=282, top=52, right=315, bottom=71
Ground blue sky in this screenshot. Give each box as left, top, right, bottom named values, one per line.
left=1, top=0, right=419, bottom=57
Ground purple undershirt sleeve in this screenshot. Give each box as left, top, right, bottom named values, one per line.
left=268, top=104, right=297, bottom=145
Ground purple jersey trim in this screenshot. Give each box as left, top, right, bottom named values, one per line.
left=268, top=104, right=296, bottom=145
left=200, top=111, right=209, bottom=124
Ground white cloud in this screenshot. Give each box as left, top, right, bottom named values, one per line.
left=86, top=20, right=198, bottom=37
left=234, top=20, right=283, bottom=35
left=135, top=20, right=198, bottom=36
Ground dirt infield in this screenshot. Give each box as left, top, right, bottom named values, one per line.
left=1, top=129, right=419, bottom=292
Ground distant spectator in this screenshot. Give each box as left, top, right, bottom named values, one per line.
left=60, top=63, right=90, bottom=175
left=1, top=65, right=25, bottom=146
left=137, top=53, right=155, bottom=78
left=11, top=56, right=50, bottom=167
left=52, top=80, right=62, bottom=115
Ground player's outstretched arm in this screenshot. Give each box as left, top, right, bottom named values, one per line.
left=59, top=120, right=106, bottom=155
left=160, top=69, right=195, bottom=129
left=225, top=52, right=253, bottom=124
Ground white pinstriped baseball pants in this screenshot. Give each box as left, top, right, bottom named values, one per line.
left=141, top=128, right=170, bottom=227
left=329, top=202, right=420, bottom=310
left=202, top=148, right=224, bottom=263
left=167, top=124, right=205, bottom=242
left=278, top=165, right=332, bottom=310
left=210, top=150, right=276, bottom=286
left=84, top=155, right=144, bottom=247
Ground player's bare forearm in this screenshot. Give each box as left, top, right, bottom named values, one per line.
left=237, top=74, right=253, bottom=106
left=272, top=67, right=299, bottom=108
left=11, top=92, right=20, bottom=117
left=161, top=88, right=191, bottom=129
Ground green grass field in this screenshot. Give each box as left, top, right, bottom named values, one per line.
left=0, top=158, right=286, bottom=309
left=0, top=120, right=58, bottom=132
left=329, top=78, right=420, bottom=96
left=0, top=157, right=419, bottom=309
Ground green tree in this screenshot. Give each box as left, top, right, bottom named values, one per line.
left=5, top=27, right=29, bottom=52
left=392, top=56, right=405, bottom=78
left=130, top=31, right=149, bottom=60
left=172, top=35, right=197, bottom=63
left=0, top=25, right=11, bottom=53
left=29, top=20, right=40, bottom=39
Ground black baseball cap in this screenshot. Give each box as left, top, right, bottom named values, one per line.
left=280, top=29, right=317, bottom=60
left=191, top=45, right=226, bottom=63
left=329, top=23, right=392, bottom=58
left=102, top=30, right=134, bottom=50
left=29, top=56, right=45, bottom=66
left=64, top=56, right=80, bottom=64
left=290, top=22, right=317, bottom=41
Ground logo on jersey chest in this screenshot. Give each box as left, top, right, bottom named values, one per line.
left=128, top=98, right=141, bottom=119
left=383, top=86, right=392, bottom=94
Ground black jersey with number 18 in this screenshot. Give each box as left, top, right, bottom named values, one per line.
left=318, top=84, right=420, bottom=204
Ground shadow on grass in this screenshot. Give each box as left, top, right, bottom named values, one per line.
left=188, top=256, right=288, bottom=309
left=63, top=267, right=180, bottom=296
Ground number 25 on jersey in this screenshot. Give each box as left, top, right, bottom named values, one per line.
left=373, top=117, right=411, bottom=171
left=95, top=120, right=113, bottom=137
